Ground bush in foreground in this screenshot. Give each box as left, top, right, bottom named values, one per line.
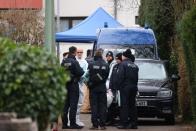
left=0, top=38, right=69, bottom=131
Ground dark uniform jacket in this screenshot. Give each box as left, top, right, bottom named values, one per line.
left=117, top=59, right=139, bottom=91
left=88, top=56, right=109, bottom=92
left=109, top=63, right=120, bottom=92
left=61, top=54, right=84, bottom=84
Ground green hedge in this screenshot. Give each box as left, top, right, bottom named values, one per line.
left=138, top=0, right=175, bottom=60
left=0, top=38, right=69, bottom=130
left=178, top=5, right=196, bottom=123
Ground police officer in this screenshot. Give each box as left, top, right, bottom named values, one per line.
left=88, top=49, right=109, bottom=130
left=105, top=51, right=116, bottom=108
left=106, top=53, right=123, bottom=125
left=106, top=51, right=115, bottom=68
left=85, top=49, right=93, bottom=63
left=61, top=46, right=84, bottom=129
left=105, top=51, right=116, bottom=87
left=110, top=53, right=123, bottom=94
left=117, top=49, right=139, bottom=129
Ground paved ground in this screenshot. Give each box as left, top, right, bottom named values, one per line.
left=58, top=114, right=195, bottom=131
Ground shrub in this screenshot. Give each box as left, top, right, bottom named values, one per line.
left=0, top=10, right=44, bottom=45
left=0, top=38, right=69, bottom=131
left=138, top=0, right=175, bottom=60
left=177, top=5, right=196, bottom=123
left=177, top=45, right=192, bottom=121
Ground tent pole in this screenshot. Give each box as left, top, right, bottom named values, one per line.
left=92, top=41, right=97, bottom=56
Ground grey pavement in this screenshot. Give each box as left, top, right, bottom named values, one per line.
left=58, top=114, right=195, bottom=131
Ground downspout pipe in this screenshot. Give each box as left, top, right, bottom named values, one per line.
left=114, top=0, right=117, bottom=19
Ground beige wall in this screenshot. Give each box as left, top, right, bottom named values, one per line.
left=117, top=7, right=139, bottom=27
left=49, top=0, right=140, bottom=61
left=53, top=0, right=140, bottom=27
left=54, top=0, right=102, bottom=17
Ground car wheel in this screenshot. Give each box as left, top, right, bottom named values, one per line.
left=165, top=115, right=175, bottom=125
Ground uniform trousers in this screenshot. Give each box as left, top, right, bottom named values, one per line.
left=120, top=87, right=137, bottom=126
left=62, top=82, right=79, bottom=126
left=89, top=90, right=107, bottom=127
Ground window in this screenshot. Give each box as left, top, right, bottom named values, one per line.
left=72, top=20, right=83, bottom=27
left=59, top=19, right=69, bottom=32
left=136, top=62, right=167, bottom=80
left=135, top=16, right=139, bottom=24
left=55, top=17, right=86, bottom=32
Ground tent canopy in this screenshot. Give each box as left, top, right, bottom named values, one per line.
left=55, top=7, right=122, bottom=43
left=97, top=27, right=157, bottom=45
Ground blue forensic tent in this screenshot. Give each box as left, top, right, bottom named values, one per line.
left=55, top=7, right=122, bottom=42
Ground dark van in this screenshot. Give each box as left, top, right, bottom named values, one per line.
left=96, top=27, right=180, bottom=124
left=135, top=59, right=179, bottom=124
left=96, top=27, right=159, bottom=59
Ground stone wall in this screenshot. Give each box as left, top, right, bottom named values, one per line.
left=0, top=113, right=37, bottom=131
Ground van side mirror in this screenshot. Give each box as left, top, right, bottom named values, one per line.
left=171, top=74, right=181, bottom=81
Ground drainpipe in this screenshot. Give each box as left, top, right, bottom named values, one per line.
left=114, top=0, right=117, bottom=19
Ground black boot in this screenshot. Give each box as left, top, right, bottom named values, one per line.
left=89, top=126, right=99, bottom=130
left=117, top=125, right=127, bottom=129
left=62, top=125, right=69, bottom=129
left=69, top=123, right=84, bottom=129
left=126, top=123, right=138, bottom=129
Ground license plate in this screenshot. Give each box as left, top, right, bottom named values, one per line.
left=136, top=101, right=147, bottom=106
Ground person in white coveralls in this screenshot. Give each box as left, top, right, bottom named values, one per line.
left=76, top=48, right=88, bottom=126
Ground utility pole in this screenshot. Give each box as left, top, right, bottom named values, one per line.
left=44, top=0, right=56, bottom=54
left=57, top=0, right=60, bottom=32
left=56, top=0, right=60, bottom=59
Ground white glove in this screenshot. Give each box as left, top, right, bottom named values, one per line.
left=107, top=89, right=114, bottom=108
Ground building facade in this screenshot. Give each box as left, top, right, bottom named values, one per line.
left=51, top=0, right=140, bottom=61
left=0, top=0, right=139, bottom=27
left=0, top=0, right=42, bottom=9
left=0, top=0, right=139, bottom=35
left=53, top=0, right=140, bottom=32
left=0, top=0, right=140, bottom=61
